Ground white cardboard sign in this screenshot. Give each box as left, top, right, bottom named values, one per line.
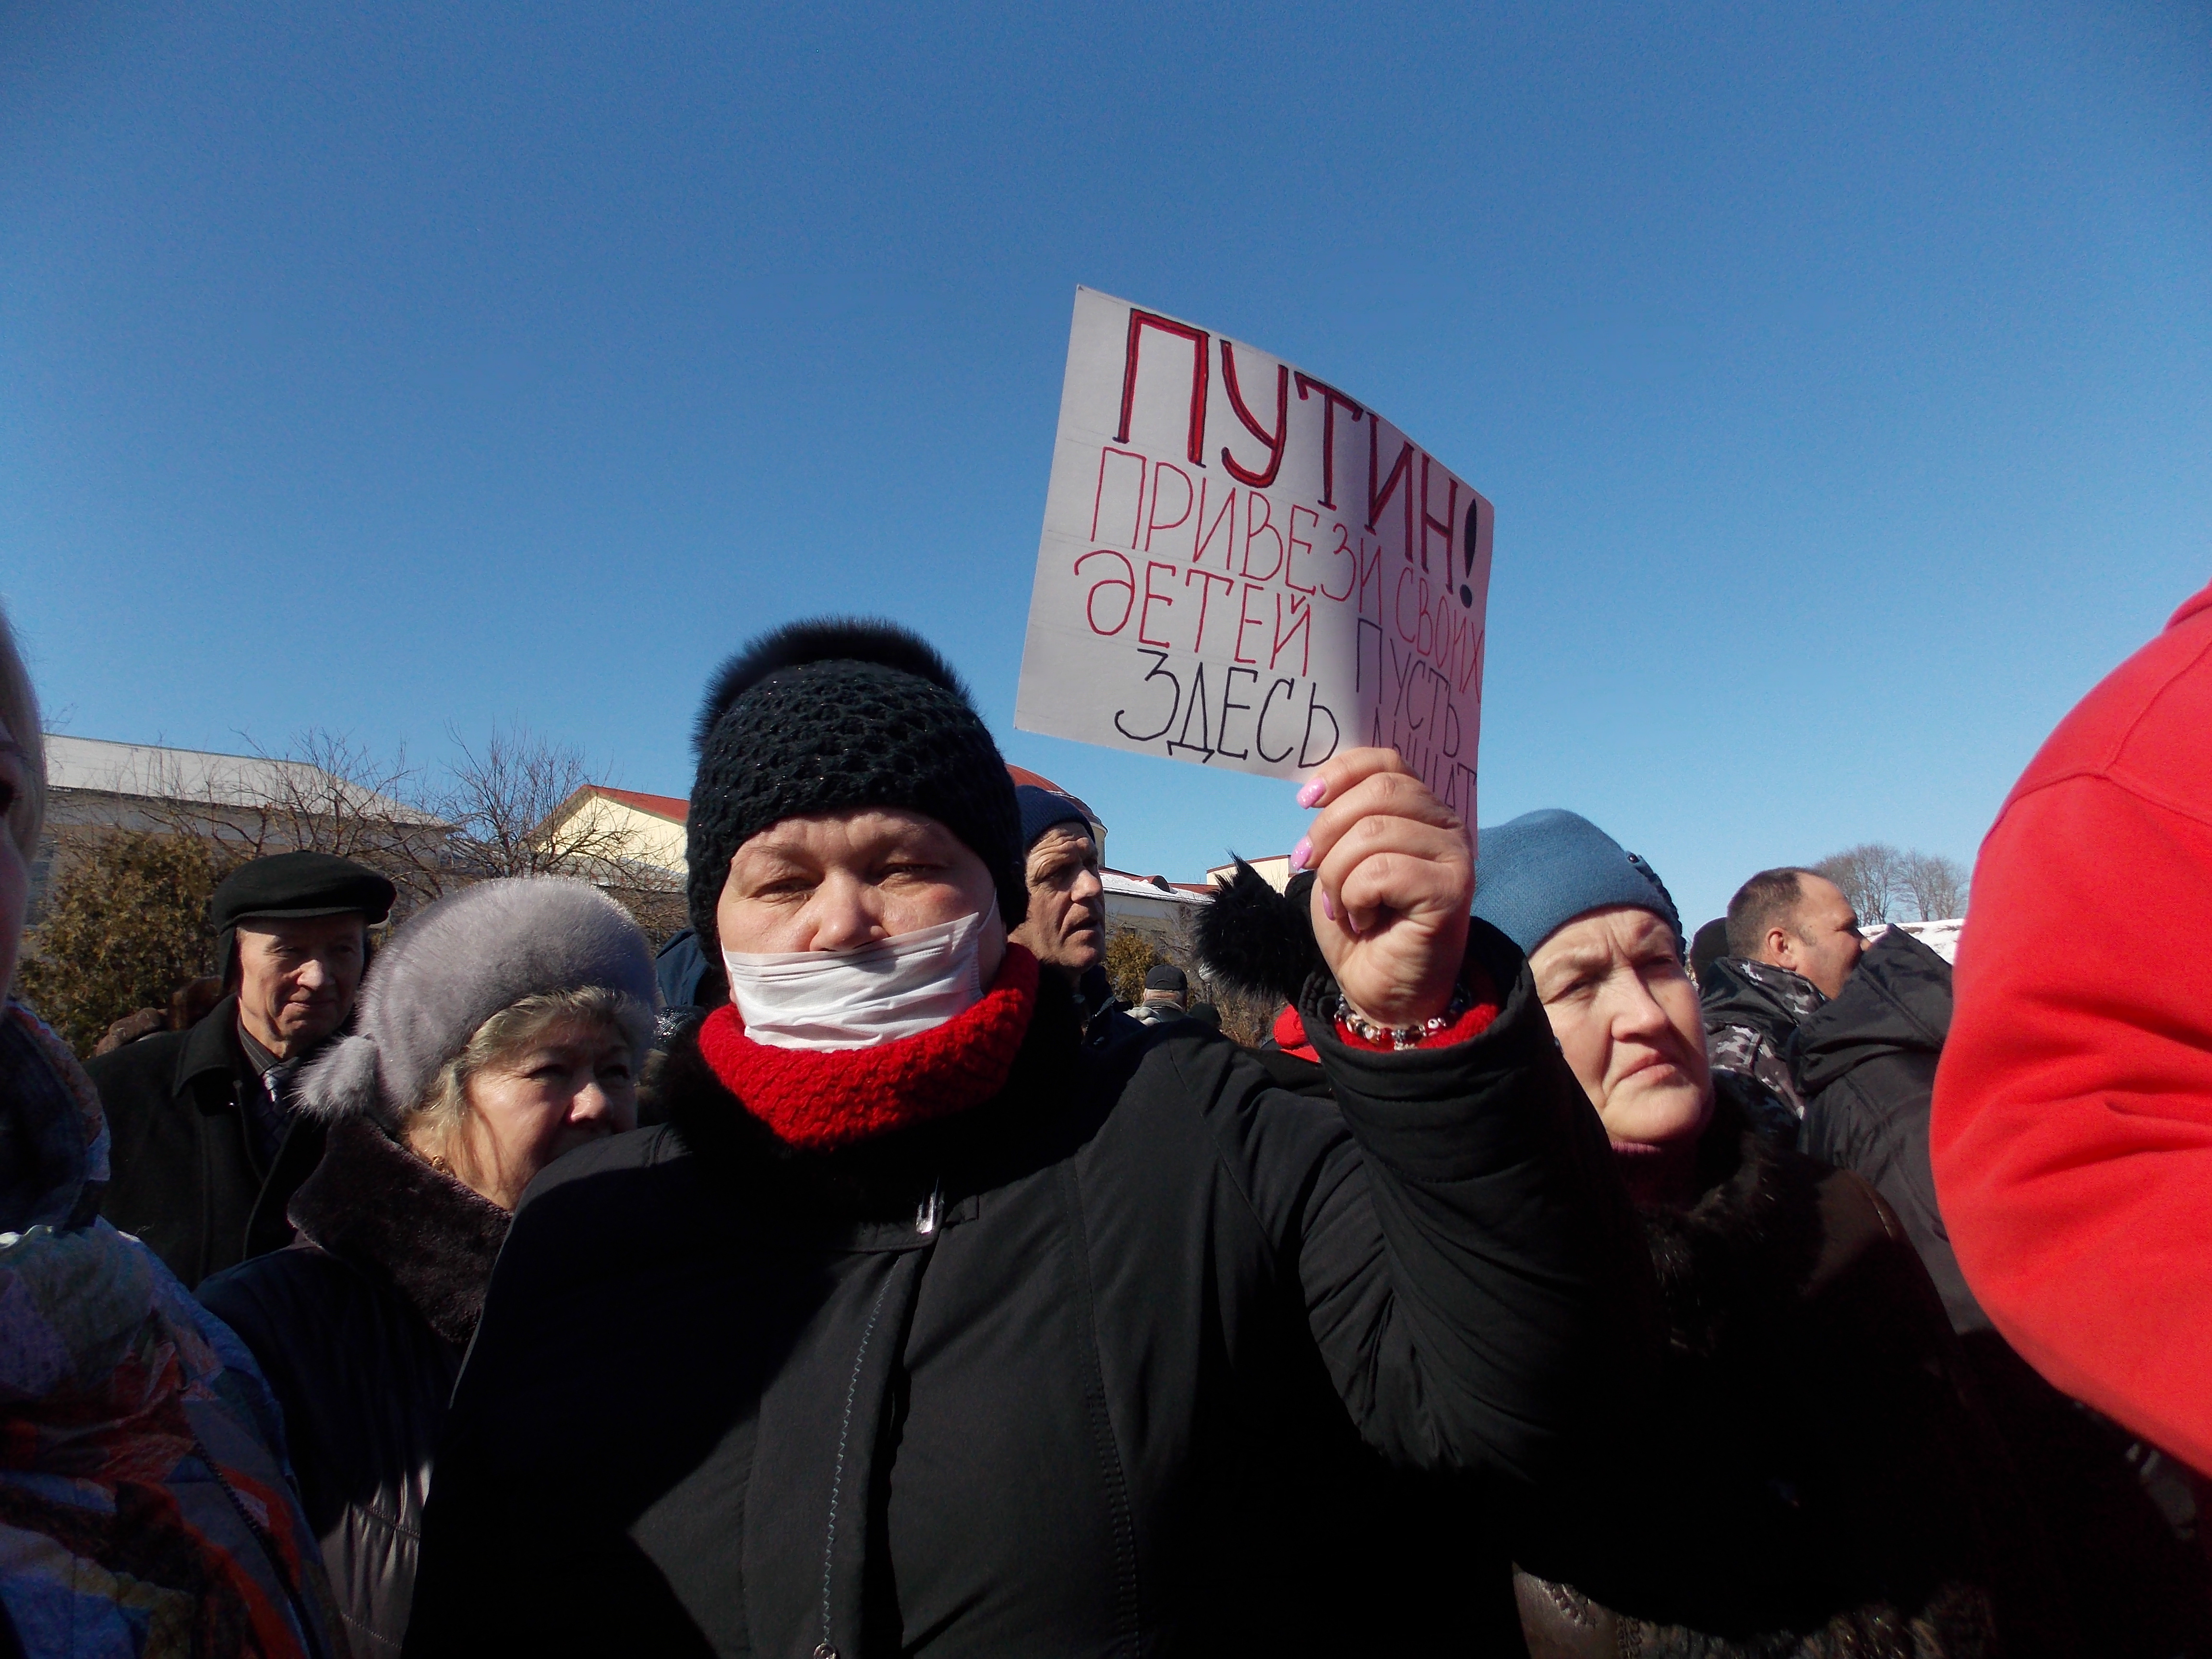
left=1015, top=288, right=1492, bottom=825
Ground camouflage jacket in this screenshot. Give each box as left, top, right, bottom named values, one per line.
left=1698, top=957, right=1825, bottom=1119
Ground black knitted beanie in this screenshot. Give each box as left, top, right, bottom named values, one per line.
left=685, top=619, right=1026, bottom=953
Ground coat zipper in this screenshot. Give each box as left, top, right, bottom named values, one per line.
left=814, top=1183, right=945, bottom=1659
left=817, top=1267, right=898, bottom=1659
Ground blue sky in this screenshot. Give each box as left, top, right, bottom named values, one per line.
left=3, top=1, right=2206, bottom=927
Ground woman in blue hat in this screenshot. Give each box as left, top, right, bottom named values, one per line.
left=1474, top=809, right=2060, bottom=1657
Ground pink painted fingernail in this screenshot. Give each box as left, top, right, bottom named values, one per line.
left=1319, top=888, right=1336, bottom=922
left=1296, top=778, right=1326, bottom=808
left=1290, top=836, right=1312, bottom=870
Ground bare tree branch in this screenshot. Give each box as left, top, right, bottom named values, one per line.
left=433, top=723, right=630, bottom=880
left=1814, top=843, right=1969, bottom=925
left=54, top=723, right=693, bottom=947
left=1813, top=843, right=1905, bottom=925
left=121, top=730, right=451, bottom=914
left=1899, top=850, right=1969, bottom=921
left=429, top=723, right=690, bottom=944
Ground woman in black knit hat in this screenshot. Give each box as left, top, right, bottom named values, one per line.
left=405, top=618, right=1654, bottom=1659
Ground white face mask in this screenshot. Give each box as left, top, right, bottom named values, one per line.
left=721, top=902, right=998, bottom=1051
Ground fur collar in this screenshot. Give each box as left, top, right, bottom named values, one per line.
left=1637, top=1095, right=1832, bottom=1363
left=287, top=1116, right=511, bottom=1346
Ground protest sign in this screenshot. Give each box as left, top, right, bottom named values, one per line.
left=1015, top=289, right=1493, bottom=827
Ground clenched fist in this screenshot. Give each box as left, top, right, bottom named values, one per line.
left=1292, top=748, right=1475, bottom=1031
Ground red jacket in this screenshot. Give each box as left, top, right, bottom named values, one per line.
left=1932, top=577, right=2212, bottom=1473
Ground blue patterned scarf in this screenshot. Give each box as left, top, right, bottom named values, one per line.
left=0, top=999, right=346, bottom=1659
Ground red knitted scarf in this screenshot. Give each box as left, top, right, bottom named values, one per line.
left=696, top=944, right=1040, bottom=1151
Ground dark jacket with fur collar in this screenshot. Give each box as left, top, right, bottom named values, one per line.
left=1515, top=1095, right=2068, bottom=1658
left=200, top=1117, right=509, bottom=1659
left=402, top=921, right=1658, bottom=1659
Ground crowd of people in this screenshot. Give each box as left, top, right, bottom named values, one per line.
left=0, top=585, right=2208, bottom=1658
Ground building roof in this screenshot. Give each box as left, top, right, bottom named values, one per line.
left=1206, top=854, right=1294, bottom=893
left=43, top=734, right=444, bottom=826
left=569, top=770, right=1097, bottom=833
left=579, top=785, right=688, bottom=823
left=1101, top=867, right=1207, bottom=904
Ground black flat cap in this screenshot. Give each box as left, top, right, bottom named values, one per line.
left=211, top=851, right=396, bottom=932
left=1144, top=963, right=1188, bottom=994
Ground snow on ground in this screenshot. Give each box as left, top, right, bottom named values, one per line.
left=1863, top=919, right=1962, bottom=963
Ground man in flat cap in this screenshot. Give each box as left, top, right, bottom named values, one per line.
left=88, top=850, right=395, bottom=1286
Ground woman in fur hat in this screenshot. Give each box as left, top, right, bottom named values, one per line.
left=403, top=618, right=1654, bottom=1659
left=198, top=876, right=660, bottom=1659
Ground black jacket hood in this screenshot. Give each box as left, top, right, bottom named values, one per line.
left=1790, top=929, right=1951, bottom=1101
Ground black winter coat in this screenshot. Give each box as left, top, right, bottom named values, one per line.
left=1791, top=928, right=1981, bottom=1333
left=87, top=996, right=328, bottom=1287
left=405, top=923, right=1654, bottom=1659
left=200, top=1117, right=511, bottom=1659
left=1514, top=1099, right=2064, bottom=1657
left=1793, top=932, right=2212, bottom=1658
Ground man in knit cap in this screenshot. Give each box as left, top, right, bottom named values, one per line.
left=1008, top=780, right=1119, bottom=1030
left=409, top=618, right=1652, bottom=1659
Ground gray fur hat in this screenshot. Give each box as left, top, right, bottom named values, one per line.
left=297, top=876, right=661, bottom=1127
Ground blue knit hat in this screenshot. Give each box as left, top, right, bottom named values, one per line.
left=1472, top=809, right=1683, bottom=957
left=1015, top=784, right=1094, bottom=852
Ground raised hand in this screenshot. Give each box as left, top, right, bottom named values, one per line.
left=1291, top=748, right=1474, bottom=1031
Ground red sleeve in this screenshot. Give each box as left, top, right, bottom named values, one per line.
left=1932, top=772, right=2212, bottom=1473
